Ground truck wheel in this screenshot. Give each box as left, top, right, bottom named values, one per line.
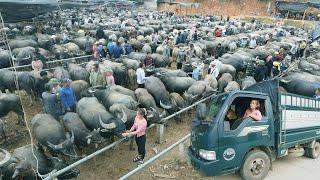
left=240, top=150, right=270, bottom=180
left=305, top=142, right=320, bottom=159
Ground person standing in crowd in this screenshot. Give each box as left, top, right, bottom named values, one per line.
left=122, top=108, right=148, bottom=165
left=123, top=40, right=134, bottom=55
left=176, top=47, right=186, bottom=69
left=92, top=42, right=100, bottom=61
left=214, top=43, right=224, bottom=59
left=249, top=37, right=257, bottom=49
left=192, top=63, right=201, bottom=80
left=265, top=55, right=273, bottom=78
left=298, top=40, right=307, bottom=58
left=31, top=53, right=44, bottom=72
left=136, top=63, right=148, bottom=88
left=151, top=32, right=158, bottom=53
left=315, top=88, right=320, bottom=100
left=214, top=28, right=222, bottom=37
left=84, top=35, right=92, bottom=55
left=89, top=63, right=105, bottom=87
left=96, top=26, right=105, bottom=40
left=290, top=42, right=298, bottom=62
left=162, top=37, right=171, bottom=66
left=35, top=71, right=49, bottom=99
left=112, top=41, right=124, bottom=60
left=105, top=71, right=115, bottom=87
left=60, top=78, right=77, bottom=113
left=208, top=59, right=222, bottom=79
left=42, top=83, right=63, bottom=120
left=107, top=39, right=115, bottom=58
left=254, top=60, right=267, bottom=82
left=144, top=52, right=154, bottom=68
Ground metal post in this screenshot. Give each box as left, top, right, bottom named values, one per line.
left=119, top=133, right=191, bottom=180
left=156, top=124, right=165, bottom=143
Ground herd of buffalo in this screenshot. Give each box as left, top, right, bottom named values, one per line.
left=0, top=5, right=320, bottom=179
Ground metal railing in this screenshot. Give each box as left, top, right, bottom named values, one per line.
left=1, top=55, right=92, bottom=71
left=43, top=93, right=215, bottom=180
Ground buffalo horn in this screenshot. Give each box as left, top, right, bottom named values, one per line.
left=160, top=100, right=172, bottom=109
left=99, top=115, right=116, bottom=129
left=47, top=141, right=64, bottom=151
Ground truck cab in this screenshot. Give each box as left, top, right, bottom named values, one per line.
left=189, top=91, right=275, bottom=179
left=189, top=80, right=320, bottom=180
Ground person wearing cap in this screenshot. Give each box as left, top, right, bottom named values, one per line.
left=89, top=63, right=105, bottom=87
left=176, top=47, right=186, bottom=70
left=35, top=71, right=49, bottom=99
left=60, top=79, right=77, bottom=113
left=42, top=83, right=63, bottom=120
left=49, top=78, right=61, bottom=95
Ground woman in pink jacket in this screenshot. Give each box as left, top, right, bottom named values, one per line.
left=122, top=108, right=148, bottom=165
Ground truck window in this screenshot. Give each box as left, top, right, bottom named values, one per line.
left=224, top=97, right=266, bottom=131
left=206, top=93, right=228, bottom=122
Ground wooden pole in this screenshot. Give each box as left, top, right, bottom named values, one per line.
left=302, top=9, right=307, bottom=27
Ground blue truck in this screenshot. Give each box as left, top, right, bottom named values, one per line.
left=188, top=79, right=320, bottom=179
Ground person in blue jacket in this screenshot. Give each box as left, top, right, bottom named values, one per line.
left=60, top=78, right=77, bottom=113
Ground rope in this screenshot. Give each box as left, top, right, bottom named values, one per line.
left=0, top=12, right=44, bottom=179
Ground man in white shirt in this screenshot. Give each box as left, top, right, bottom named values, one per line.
left=136, top=63, right=148, bottom=88
left=249, top=38, right=257, bottom=49
left=208, top=60, right=222, bottom=79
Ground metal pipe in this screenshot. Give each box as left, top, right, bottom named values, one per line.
left=42, top=93, right=214, bottom=179
left=1, top=55, right=92, bottom=70
left=119, top=133, right=191, bottom=180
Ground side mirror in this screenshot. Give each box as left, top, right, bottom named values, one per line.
left=196, top=103, right=207, bottom=121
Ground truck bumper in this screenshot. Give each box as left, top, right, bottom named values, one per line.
left=188, top=147, right=221, bottom=176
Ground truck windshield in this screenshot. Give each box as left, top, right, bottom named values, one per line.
left=206, top=93, right=228, bottom=122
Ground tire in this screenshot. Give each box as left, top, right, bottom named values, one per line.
left=240, top=150, right=271, bottom=180
left=305, top=142, right=320, bottom=159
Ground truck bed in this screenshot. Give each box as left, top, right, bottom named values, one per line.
left=279, top=93, right=320, bottom=148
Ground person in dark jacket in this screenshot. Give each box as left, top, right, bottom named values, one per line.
left=96, top=26, right=104, bottom=40
left=60, top=78, right=77, bottom=113
left=254, top=60, right=267, bottom=82
left=214, top=43, right=224, bottom=59
left=35, top=71, right=49, bottom=99
left=42, top=83, right=63, bottom=120
left=123, top=40, right=133, bottom=55
left=112, top=41, right=124, bottom=59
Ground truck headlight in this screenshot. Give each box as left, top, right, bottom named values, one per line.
left=199, top=149, right=216, bottom=161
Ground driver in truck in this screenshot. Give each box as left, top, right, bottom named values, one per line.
left=243, top=99, right=262, bottom=121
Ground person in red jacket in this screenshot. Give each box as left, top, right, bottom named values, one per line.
left=214, top=28, right=222, bottom=37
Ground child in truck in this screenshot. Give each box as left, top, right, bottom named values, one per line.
left=243, top=99, right=262, bottom=121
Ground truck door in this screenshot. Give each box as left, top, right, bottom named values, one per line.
left=217, top=95, right=273, bottom=172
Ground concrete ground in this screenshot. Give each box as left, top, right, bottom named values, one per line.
left=215, top=156, right=320, bottom=180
